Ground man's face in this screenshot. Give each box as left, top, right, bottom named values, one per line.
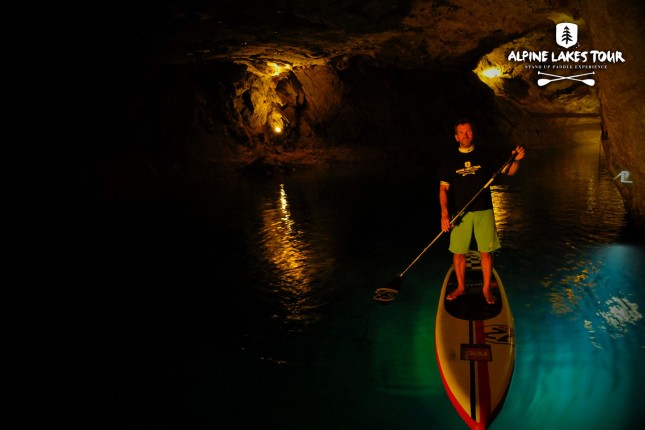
left=454, top=123, right=474, bottom=148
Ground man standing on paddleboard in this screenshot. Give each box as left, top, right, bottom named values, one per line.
left=438, top=118, right=525, bottom=304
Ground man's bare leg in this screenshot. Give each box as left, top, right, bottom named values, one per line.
left=447, top=253, right=466, bottom=300
left=481, top=251, right=496, bottom=304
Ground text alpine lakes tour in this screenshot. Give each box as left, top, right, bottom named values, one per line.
left=508, top=50, right=625, bottom=63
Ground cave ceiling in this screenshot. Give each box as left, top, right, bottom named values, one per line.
left=81, top=1, right=611, bottom=118
left=161, top=0, right=558, bottom=70
left=153, top=0, right=602, bottom=116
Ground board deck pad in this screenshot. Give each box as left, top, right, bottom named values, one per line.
left=444, top=252, right=502, bottom=320
left=444, top=277, right=502, bottom=320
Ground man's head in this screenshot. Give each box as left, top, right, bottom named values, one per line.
left=454, top=119, right=474, bottom=149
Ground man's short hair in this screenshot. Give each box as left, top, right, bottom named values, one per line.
left=454, top=118, right=474, bottom=133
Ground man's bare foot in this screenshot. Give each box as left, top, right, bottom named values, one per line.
left=447, top=287, right=465, bottom=301
left=483, top=288, right=497, bottom=304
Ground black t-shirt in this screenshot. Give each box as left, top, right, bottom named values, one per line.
left=437, top=147, right=501, bottom=213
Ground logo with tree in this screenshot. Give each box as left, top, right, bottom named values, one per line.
left=556, top=23, right=578, bottom=48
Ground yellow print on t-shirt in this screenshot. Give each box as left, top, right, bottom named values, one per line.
left=456, top=161, right=481, bottom=176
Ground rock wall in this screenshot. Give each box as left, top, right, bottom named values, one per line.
left=582, top=0, right=645, bottom=227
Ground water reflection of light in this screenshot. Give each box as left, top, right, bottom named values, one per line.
left=279, top=185, right=291, bottom=226
left=542, top=258, right=600, bottom=316
left=542, top=244, right=645, bottom=343
left=597, top=297, right=643, bottom=338
left=490, top=185, right=510, bottom=233
left=261, top=183, right=317, bottom=328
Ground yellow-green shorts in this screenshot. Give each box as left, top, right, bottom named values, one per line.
left=449, top=209, right=501, bottom=255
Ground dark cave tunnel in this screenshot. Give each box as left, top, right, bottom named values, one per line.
left=76, top=0, right=644, bottom=238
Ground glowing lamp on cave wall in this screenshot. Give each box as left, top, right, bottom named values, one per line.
left=267, top=62, right=292, bottom=77
left=270, top=110, right=285, bottom=135
left=475, top=62, right=505, bottom=95
left=482, top=67, right=502, bottom=78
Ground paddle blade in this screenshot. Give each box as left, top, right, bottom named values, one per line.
left=373, top=275, right=404, bottom=303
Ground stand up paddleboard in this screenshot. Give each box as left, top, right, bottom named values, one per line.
left=435, top=251, right=515, bottom=430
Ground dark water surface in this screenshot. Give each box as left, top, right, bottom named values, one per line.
left=79, top=143, right=644, bottom=429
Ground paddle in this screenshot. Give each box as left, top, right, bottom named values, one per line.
left=536, top=71, right=595, bottom=87
left=372, top=152, right=517, bottom=303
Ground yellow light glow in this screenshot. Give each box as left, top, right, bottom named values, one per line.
left=490, top=186, right=510, bottom=232
left=261, top=184, right=314, bottom=323
left=482, top=67, right=502, bottom=78
left=267, top=62, right=291, bottom=77
left=269, top=110, right=285, bottom=135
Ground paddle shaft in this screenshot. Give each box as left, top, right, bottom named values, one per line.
left=398, top=153, right=517, bottom=277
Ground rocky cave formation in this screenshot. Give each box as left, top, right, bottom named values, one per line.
left=77, top=0, right=644, bottom=227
